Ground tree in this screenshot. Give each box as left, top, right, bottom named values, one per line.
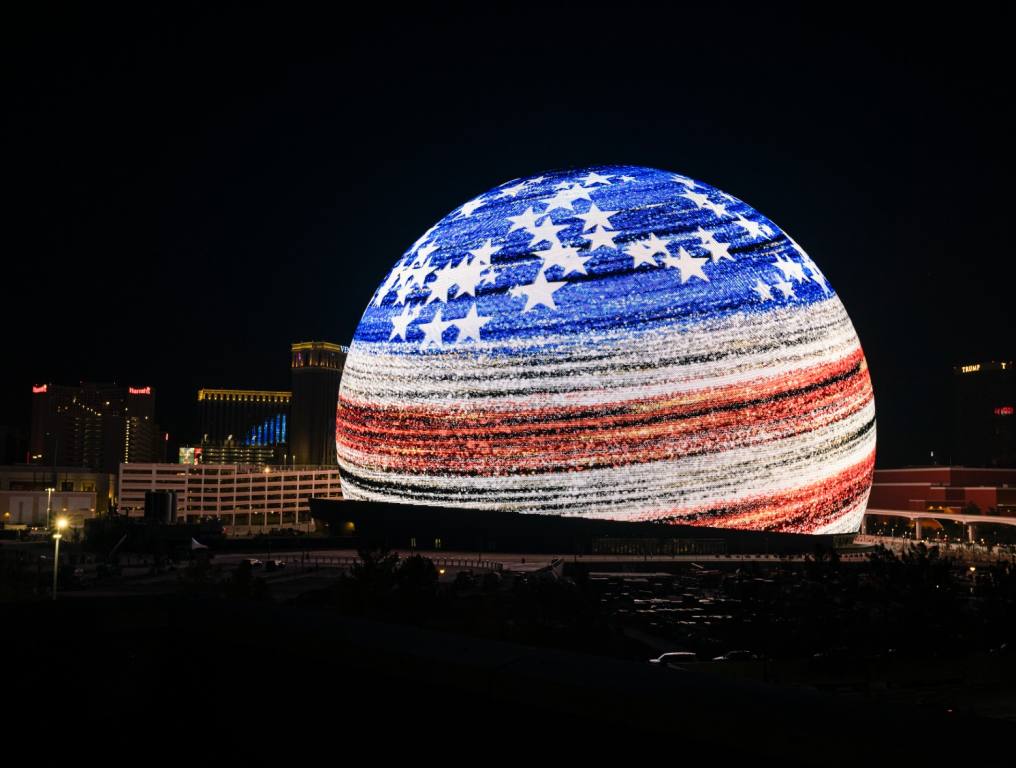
left=349, top=546, right=400, bottom=589
left=398, top=554, right=438, bottom=591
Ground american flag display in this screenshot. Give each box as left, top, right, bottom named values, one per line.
left=337, top=166, right=876, bottom=534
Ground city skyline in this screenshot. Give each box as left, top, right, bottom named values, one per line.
left=4, top=6, right=1013, bottom=467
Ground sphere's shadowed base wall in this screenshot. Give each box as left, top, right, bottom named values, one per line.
left=310, top=498, right=851, bottom=555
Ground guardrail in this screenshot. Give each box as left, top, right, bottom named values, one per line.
left=855, top=535, right=1016, bottom=563
left=287, top=554, right=504, bottom=573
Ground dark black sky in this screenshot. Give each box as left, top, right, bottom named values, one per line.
left=4, top=3, right=1013, bottom=466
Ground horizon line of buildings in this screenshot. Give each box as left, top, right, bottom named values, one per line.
left=13, top=340, right=347, bottom=474
left=1, top=357, right=1013, bottom=538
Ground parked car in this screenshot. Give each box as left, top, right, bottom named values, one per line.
left=240, top=558, right=264, bottom=569
left=712, top=650, right=759, bottom=662
left=649, top=651, right=699, bottom=665
left=265, top=559, right=287, bottom=571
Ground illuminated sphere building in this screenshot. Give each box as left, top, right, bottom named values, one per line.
left=337, top=166, right=876, bottom=534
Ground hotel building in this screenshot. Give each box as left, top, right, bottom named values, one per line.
left=117, top=462, right=343, bottom=535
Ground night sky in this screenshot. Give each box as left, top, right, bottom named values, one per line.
left=4, top=4, right=1013, bottom=467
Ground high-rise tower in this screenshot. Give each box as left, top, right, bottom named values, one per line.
left=290, top=341, right=346, bottom=466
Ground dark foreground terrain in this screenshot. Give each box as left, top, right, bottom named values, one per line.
left=10, top=591, right=1015, bottom=766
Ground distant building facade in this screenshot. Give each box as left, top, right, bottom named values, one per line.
left=864, top=465, right=1016, bottom=542
left=29, top=383, right=159, bottom=472
left=197, top=389, right=291, bottom=465
left=289, top=341, right=346, bottom=466
left=868, top=466, right=1016, bottom=516
left=0, top=465, right=114, bottom=528
left=952, top=361, right=1015, bottom=467
left=118, top=462, right=343, bottom=535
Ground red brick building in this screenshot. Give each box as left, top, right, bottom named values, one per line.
left=869, top=467, right=1016, bottom=516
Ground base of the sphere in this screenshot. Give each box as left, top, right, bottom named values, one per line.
left=309, top=497, right=860, bottom=556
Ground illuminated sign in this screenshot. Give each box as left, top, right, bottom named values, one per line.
left=336, top=166, right=876, bottom=535
left=961, top=364, right=981, bottom=374
left=32, top=384, right=48, bottom=394
left=997, top=406, right=1014, bottom=417
left=178, top=446, right=203, bottom=465
left=129, top=386, right=152, bottom=395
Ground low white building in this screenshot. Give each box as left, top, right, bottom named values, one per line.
left=0, top=489, right=96, bottom=530
left=117, top=463, right=343, bottom=535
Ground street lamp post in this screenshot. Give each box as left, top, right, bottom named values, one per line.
left=52, top=516, right=68, bottom=600
left=45, top=487, right=55, bottom=529
left=264, top=466, right=271, bottom=561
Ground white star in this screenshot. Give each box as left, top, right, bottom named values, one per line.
left=804, top=260, right=830, bottom=293
left=668, top=246, right=710, bottom=283
left=575, top=203, right=618, bottom=232
left=403, top=255, right=436, bottom=289
left=671, top=174, right=693, bottom=186
left=394, top=279, right=417, bottom=305
left=541, top=185, right=588, bottom=214
left=643, top=233, right=671, bottom=257
left=583, top=225, right=618, bottom=251
left=737, top=216, right=771, bottom=240
left=683, top=189, right=711, bottom=207
left=458, top=197, right=486, bottom=218
left=580, top=171, right=613, bottom=186
left=527, top=217, right=567, bottom=248
left=389, top=304, right=421, bottom=340
left=424, top=261, right=459, bottom=304
left=416, top=242, right=439, bottom=262
left=448, top=256, right=489, bottom=298
left=773, top=280, right=796, bottom=300
left=479, top=267, right=500, bottom=287
left=625, top=240, right=659, bottom=269
left=572, top=185, right=593, bottom=204
left=498, top=181, right=528, bottom=198
left=659, top=250, right=681, bottom=270
left=507, top=207, right=544, bottom=235
left=753, top=279, right=774, bottom=302
left=452, top=303, right=491, bottom=343
left=468, top=238, right=501, bottom=267
left=528, top=176, right=545, bottom=185
left=537, top=242, right=589, bottom=276
left=516, top=271, right=567, bottom=312
left=418, top=308, right=452, bottom=347
left=699, top=237, right=734, bottom=263
left=372, top=268, right=403, bottom=307
left=786, top=233, right=808, bottom=259
left=773, top=255, right=808, bottom=283
left=701, top=199, right=730, bottom=218
left=788, top=236, right=831, bottom=295
left=553, top=181, right=572, bottom=190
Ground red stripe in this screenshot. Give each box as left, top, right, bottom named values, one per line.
left=337, top=349, right=872, bottom=476
left=646, top=451, right=876, bottom=533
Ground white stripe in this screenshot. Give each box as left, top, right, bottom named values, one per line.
left=340, top=298, right=864, bottom=409
left=339, top=401, right=876, bottom=522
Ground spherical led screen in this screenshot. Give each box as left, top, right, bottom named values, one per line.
left=337, top=166, right=875, bottom=534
